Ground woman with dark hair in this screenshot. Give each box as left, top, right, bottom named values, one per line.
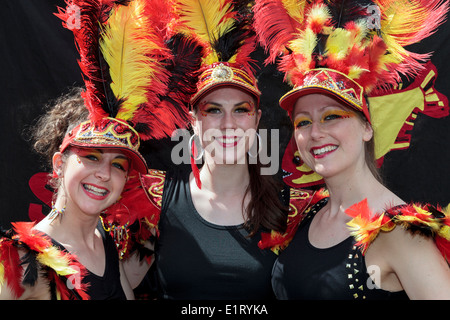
left=135, top=0, right=314, bottom=299
left=0, top=0, right=193, bottom=299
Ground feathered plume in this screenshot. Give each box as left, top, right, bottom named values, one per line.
left=375, top=0, right=449, bottom=90
left=56, top=0, right=201, bottom=141
left=99, top=0, right=176, bottom=140
left=174, top=0, right=235, bottom=63
left=164, top=34, right=204, bottom=109
left=100, top=0, right=168, bottom=121
left=253, top=0, right=449, bottom=94
left=55, top=0, right=117, bottom=121
left=174, top=0, right=256, bottom=71
left=253, top=0, right=307, bottom=63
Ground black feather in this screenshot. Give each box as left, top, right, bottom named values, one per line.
left=213, top=19, right=255, bottom=62
left=212, top=0, right=255, bottom=62
left=427, top=205, right=446, bottom=219
left=20, top=251, right=40, bottom=287
left=326, top=0, right=375, bottom=28
left=165, top=34, right=204, bottom=97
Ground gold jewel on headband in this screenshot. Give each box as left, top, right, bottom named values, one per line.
left=211, top=63, right=234, bottom=81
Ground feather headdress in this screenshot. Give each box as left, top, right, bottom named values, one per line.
left=171, top=0, right=261, bottom=189
left=55, top=0, right=202, bottom=173
left=253, top=0, right=449, bottom=120
left=173, top=0, right=260, bottom=106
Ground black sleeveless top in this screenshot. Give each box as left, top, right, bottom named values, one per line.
left=272, top=198, right=409, bottom=300
left=51, top=221, right=127, bottom=300
left=154, top=169, right=277, bottom=300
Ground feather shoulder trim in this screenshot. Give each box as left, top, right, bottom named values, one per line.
left=0, top=222, right=89, bottom=300
left=346, top=199, right=450, bottom=261
left=101, top=171, right=163, bottom=261
left=258, top=188, right=329, bottom=254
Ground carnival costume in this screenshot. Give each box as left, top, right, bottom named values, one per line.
left=0, top=0, right=196, bottom=299
left=254, top=0, right=450, bottom=299
left=133, top=0, right=319, bottom=299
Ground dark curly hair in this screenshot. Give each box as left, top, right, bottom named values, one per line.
left=29, top=87, right=89, bottom=187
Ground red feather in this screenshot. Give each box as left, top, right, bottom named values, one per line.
left=55, top=0, right=116, bottom=123
left=0, top=240, right=25, bottom=298
left=11, top=222, right=52, bottom=253
left=253, top=0, right=304, bottom=64
left=346, top=198, right=371, bottom=219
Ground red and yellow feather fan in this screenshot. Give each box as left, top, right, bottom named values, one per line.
left=173, top=0, right=260, bottom=106
left=253, top=0, right=448, bottom=118
left=55, top=0, right=201, bottom=174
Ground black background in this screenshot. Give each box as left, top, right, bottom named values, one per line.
left=1, top=0, right=450, bottom=229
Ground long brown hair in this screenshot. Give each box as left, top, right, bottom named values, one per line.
left=244, top=153, right=289, bottom=236
left=355, top=98, right=383, bottom=184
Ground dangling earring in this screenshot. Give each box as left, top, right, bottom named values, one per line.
left=189, top=134, right=203, bottom=189
left=189, top=134, right=204, bottom=161
left=48, top=201, right=66, bottom=223
left=248, top=132, right=262, bottom=158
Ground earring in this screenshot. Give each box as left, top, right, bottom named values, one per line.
left=189, top=134, right=204, bottom=161
left=248, top=132, right=262, bottom=158
left=48, top=202, right=66, bottom=223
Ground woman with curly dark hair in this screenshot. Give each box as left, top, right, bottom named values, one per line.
left=0, top=0, right=194, bottom=300
left=0, top=88, right=137, bottom=300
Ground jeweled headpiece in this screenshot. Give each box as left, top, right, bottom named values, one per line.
left=55, top=0, right=201, bottom=173
left=174, top=0, right=261, bottom=107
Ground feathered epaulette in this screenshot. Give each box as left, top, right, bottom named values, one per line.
left=0, top=222, right=89, bottom=300
left=346, top=199, right=450, bottom=262
left=258, top=188, right=329, bottom=254
left=101, top=172, right=163, bottom=261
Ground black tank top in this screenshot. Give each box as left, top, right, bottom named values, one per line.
left=51, top=221, right=127, bottom=300
left=272, top=198, right=409, bottom=300
left=154, top=169, right=277, bottom=299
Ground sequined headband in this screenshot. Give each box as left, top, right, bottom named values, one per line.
left=190, top=62, right=261, bottom=107
left=280, top=69, right=371, bottom=122
left=60, top=117, right=148, bottom=173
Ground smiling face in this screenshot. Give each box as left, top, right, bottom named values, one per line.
left=292, top=94, right=373, bottom=180
left=192, top=87, right=261, bottom=165
left=53, top=147, right=130, bottom=216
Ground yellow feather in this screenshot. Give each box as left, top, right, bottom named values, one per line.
left=175, top=0, right=234, bottom=64
left=306, top=3, right=330, bottom=26
left=0, top=262, right=4, bottom=286
left=380, top=1, right=429, bottom=45
left=36, top=247, right=77, bottom=276
left=443, top=204, right=450, bottom=217
left=326, top=28, right=352, bottom=59
left=377, top=0, right=446, bottom=64
left=290, top=28, right=317, bottom=69
left=348, top=65, right=365, bottom=80
left=282, top=0, right=307, bottom=23
left=100, top=1, right=158, bottom=120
